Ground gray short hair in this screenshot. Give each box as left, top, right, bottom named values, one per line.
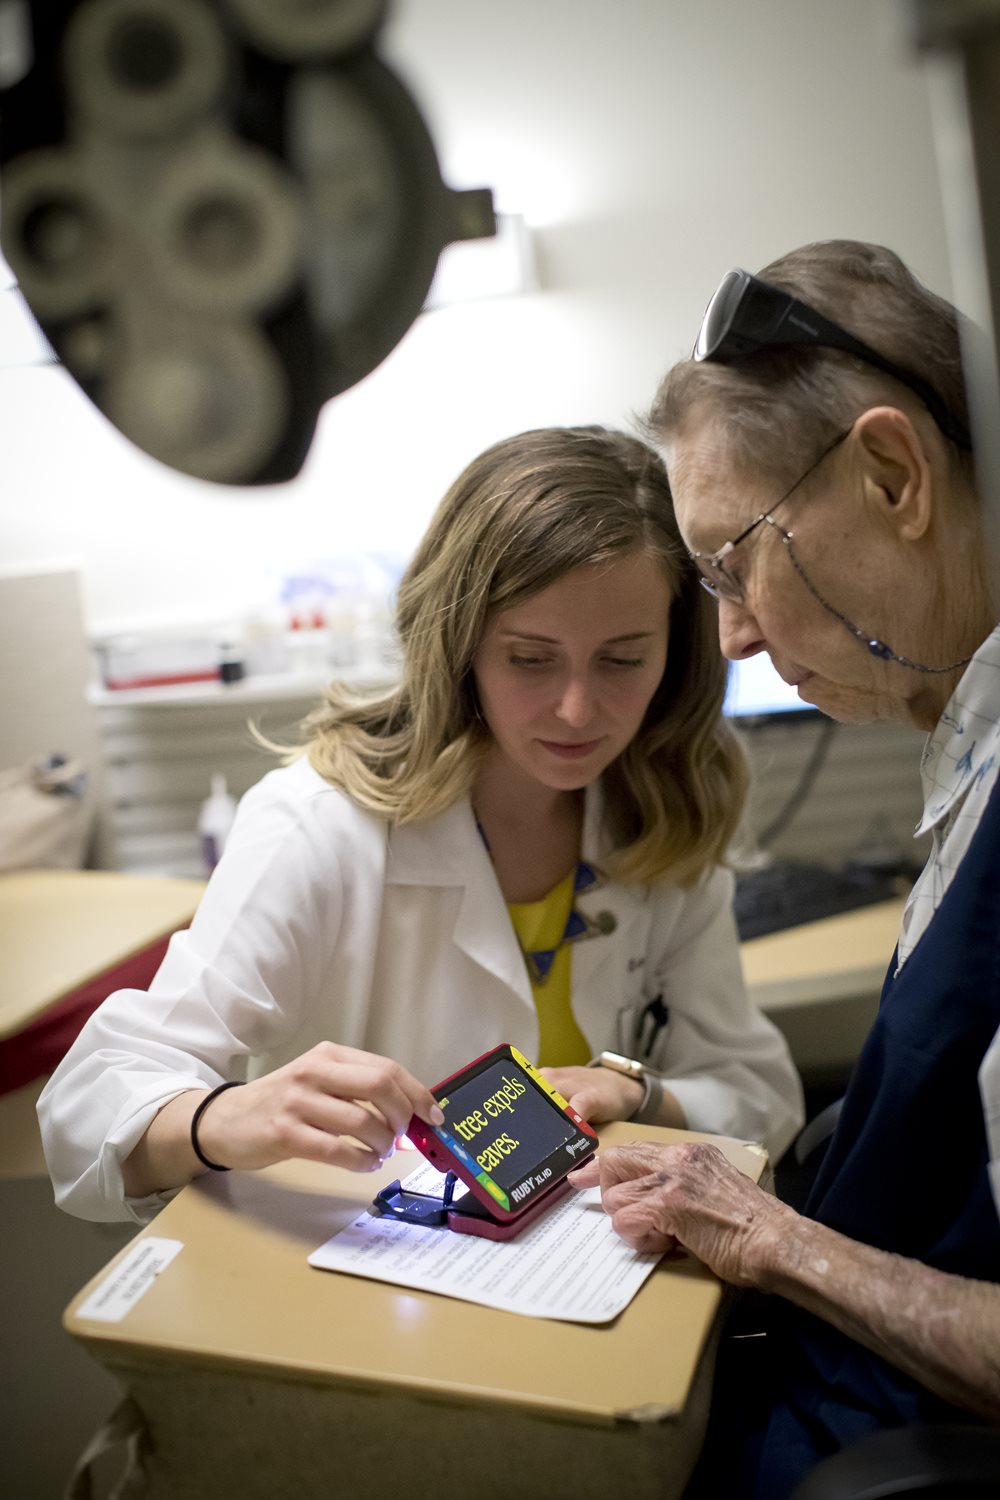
left=646, top=240, right=973, bottom=489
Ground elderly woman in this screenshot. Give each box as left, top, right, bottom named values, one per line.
left=571, top=241, right=1000, bottom=1497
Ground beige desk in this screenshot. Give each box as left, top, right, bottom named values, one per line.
left=0, top=868, right=205, bottom=1042
left=742, top=897, right=905, bottom=1076
left=0, top=869, right=204, bottom=1176
left=64, top=1123, right=768, bottom=1500
left=0, top=871, right=204, bottom=1498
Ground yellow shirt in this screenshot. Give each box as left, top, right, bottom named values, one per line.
left=507, top=869, right=591, bottom=1068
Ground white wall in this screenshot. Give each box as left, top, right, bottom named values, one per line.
left=0, top=0, right=951, bottom=635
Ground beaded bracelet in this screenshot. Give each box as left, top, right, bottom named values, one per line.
left=190, top=1080, right=245, bottom=1171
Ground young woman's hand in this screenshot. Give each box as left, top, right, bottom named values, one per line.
left=540, top=1064, right=644, bottom=1124
left=123, top=1043, right=443, bottom=1198
left=193, top=1043, right=444, bottom=1173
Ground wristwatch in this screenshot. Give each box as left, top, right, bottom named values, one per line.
left=586, top=1051, right=664, bottom=1125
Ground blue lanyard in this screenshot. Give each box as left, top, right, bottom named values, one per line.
left=476, top=818, right=614, bottom=984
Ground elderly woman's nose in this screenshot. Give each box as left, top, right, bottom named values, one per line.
left=717, top=598, right=767, bottom=661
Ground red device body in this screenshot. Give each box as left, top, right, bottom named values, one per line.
left=405, top=1043, right=597, bottom=1237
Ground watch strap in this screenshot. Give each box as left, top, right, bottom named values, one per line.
left=628, top=1071, right=664, bottom=1125
left=587, top=1051, right=663, bottom=1126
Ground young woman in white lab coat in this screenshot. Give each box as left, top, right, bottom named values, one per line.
left=39, top=426, right=803, bottom=1223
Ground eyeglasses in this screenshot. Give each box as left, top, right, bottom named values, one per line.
left=690, top=425, right=973, bottom=675
left=690, top=429, right=851, bottom=606
left=694, top=268, right=972, bottom=451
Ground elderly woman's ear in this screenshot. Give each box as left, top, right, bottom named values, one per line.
left=851, top=405, right=936, bottom=543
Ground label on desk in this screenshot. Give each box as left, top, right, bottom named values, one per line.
left=76, top=1237, right=184, bottom=1323
left=310, top=1161, right=661, bottom=1323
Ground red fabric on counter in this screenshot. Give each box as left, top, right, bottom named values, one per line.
left=0, top=934, right=174, bottom=1094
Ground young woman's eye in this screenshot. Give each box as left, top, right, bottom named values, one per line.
left=603, top=656, right=645, bottom=670
left=508, top=654, right=552, bottom=668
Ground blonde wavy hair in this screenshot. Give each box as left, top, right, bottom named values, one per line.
left=292, top=425, right=747, bottom=886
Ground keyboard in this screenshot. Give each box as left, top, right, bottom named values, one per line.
left=734, top=860, right=904, bottom=941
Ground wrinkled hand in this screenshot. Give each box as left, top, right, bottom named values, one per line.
left=569, top=1139, right=796, bottom=1286
left=195, top=1042, right=443, bottom=1174
left=540, top=1064, right=643, bottom=1125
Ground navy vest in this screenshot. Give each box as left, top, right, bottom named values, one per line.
left=754, top=771, right=1000, bottom=1498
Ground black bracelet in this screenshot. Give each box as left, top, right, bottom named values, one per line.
left=190, top=1081, right=244, bottom=1172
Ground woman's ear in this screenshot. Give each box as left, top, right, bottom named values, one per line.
left=852, top=405, right=934, bottom=542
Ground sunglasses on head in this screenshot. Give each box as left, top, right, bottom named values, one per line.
left=693, top=268, right=972, bottom=450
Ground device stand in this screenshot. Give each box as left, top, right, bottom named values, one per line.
left=370, top=1171, right=573, bottom=1240
left=370, top=1171, right=461, bottom=1227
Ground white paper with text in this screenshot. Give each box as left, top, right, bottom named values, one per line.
left=309, top=1161, right=662, bottom=1323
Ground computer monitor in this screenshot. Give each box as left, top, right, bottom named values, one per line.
left=723, top=654, right=821, bottom=725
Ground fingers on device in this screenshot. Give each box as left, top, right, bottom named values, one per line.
left=374, top=1044, right=597, bottom=1240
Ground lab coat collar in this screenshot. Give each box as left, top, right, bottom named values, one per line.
left=385, top=797, right=483, bottom=886
left=916, top=624, right=1000, bottom=838
left=385, top=784, right=647, bottom=1007
left=574, top=783, right=648, bottom=999
left=385, top=782, right=615, bottom=885
left=387, top=796, right=529, bottom=1001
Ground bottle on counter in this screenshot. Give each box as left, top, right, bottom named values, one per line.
left=198, top=773, right=237, bottom=872
left=217, top=640, right=245, bottom=685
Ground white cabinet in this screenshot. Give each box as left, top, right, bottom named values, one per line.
left=91, top=679, right=927, bottom=878
left=91, top=674, right=384, bottom=876
left=734, top=717, right=927, bottom=871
